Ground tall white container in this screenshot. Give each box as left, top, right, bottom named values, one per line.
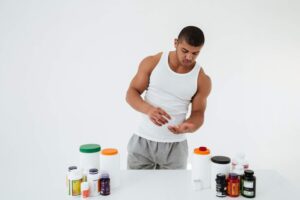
left=211, top=156, right=231, bottom=191
left=191, top=146, right=211, bottom=190
left=79, top=144, right=101, bottom=176
left=100, top=148, right=121, bottom=189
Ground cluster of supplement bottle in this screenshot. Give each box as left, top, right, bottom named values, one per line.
left=67, top=166, right=111, bottom=199
left=216, top=169, right=256, bottom=198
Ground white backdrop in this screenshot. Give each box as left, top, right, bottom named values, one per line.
left=0, top=0, right=300, bottom=199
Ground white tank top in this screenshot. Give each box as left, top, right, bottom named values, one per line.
left=136, top=52, right=201, bottom=142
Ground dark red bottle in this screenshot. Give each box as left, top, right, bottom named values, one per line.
left=227, top=173, right=240, bottom=197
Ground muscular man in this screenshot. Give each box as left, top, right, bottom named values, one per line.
left=126, top=26, right=211, bottom=169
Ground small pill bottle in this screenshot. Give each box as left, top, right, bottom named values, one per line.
left=81, top=182, right=89, bottom=199
left=68, top=169, right=83, bottom=196
left=227, top=173, right=240, bottom=197
left=216, top=173, right=227, bottom=197
left=66, top=166, right=77, bottom=192
left=241, top=170, right=256, bottom=198
left=87, top=168, right=100, bottom=197
left=100, top=172, right=110, bottom=196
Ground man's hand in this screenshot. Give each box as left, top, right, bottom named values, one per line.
left=147, top=107, right=171, bottom=126
left=168, top=122, right=195, bottom=134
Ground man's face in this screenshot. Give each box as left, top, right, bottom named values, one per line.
left=174, top=39, right=202, bottom=67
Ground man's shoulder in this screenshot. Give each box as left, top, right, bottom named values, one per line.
left=138, top=52, right=163, bottom=72
left=142, top=52, right=163, bottom=64
left=198, top=67, right=211, bottom=82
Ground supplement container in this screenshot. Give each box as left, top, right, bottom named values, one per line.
left=81, top=182, right=89, bottom=199
left=227, top=173, right=240, bottom=197
left=80, top=144, right=101, bottom=176
left=241, top=169, right=256, bottom=198
left=68, top=169, right=83, bottom=197
left=87, top=168, right=100, bottom=197
left=211, top=156, right=231, bottom=191
left=66, top=166, right=77, bottom=193
left=216, top=173, right=227, bottom=197
left=191, top=146, right=211, bottom=190
left=100, top=148, right=120, bottom=188
left=100, top=172, right=110, bottom=196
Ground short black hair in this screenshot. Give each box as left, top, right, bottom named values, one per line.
left=178, top=26, right=205, bottom=47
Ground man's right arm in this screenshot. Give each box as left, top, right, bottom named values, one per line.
left=126, top=53, right=171, bottom=126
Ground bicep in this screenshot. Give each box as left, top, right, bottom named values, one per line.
left=128, top=56, right=157, bottom=94
left=129, top=70, right=149, bottom=94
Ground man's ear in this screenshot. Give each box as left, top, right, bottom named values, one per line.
left=174, top=38, right=178, bottom=48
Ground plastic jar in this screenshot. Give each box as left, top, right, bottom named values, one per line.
left=100, top=148, right=120, bottom=189
left=66, top=166, right=77, bottom=193
left=100, top=172, right=110, bottom=196
left=68, top=169, right=83, bottom=197
left=227, top=173, right=240, bottom=197
left=211, top=156, right=231, bottom=190
left=191, top=146, right=211, bottom=190
left=80, top=144, right=101, bottom=176
left=87, top=168, right=100, bottom=197
left=216, top=173, right=227, bottom=197
left=241, top=170, right=256, bottom=198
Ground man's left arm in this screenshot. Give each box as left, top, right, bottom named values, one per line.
left=168, top=70, right=212, bottom=134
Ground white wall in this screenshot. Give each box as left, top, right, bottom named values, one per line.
left=0, top=0, right=299, bottom=199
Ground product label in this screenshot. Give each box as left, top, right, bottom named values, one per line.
left=243, top=190, right=254, bottom=196
left=71, top=179, right=82, bottom=196
left=90, top=179, right=100, bottom=195
left=243, top=180, right=254, bottom=188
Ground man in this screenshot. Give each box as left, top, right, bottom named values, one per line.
left=126, top=26, right=211, bottom=169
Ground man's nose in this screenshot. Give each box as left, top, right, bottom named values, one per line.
left=186, top=54, right=193, bottom=60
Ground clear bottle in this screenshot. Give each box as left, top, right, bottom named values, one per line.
left=241, top=170, right=256, bottom=198
left=232, top=152, right=249, bottom=171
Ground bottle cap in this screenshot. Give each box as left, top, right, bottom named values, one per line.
left=244, top=169, right=254, bottom=176
left=89, top=168, right=99, bottom=174
left=101, top=148, right=118, bottom=156
left=100, top=172, right=110, bottom=179
left=194, top=146, right=210, bottom=155
left=228, top=173, right=238, bottom=179
left=80, top=144, right=101, bottom=153
left=216, top=173, right=226, bottom=180
left=68, top=166, right=77, bottom=172
left=211, top=156, right=231, bottom=164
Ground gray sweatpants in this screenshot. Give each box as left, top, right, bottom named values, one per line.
left=127, top=134, right=188, bottom=169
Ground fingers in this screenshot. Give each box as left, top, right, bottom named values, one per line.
left=149, top=107, right=171, bottom=126
left=168, top=125, right=180, bottom=134
left=168, top=123, right=191, bottom=134
left=150, top=117, right=162, bottom=126
left=157, top=107, right=171, bottom=120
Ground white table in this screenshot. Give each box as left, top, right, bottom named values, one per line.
left=72, top=170, right=299, bottom=200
